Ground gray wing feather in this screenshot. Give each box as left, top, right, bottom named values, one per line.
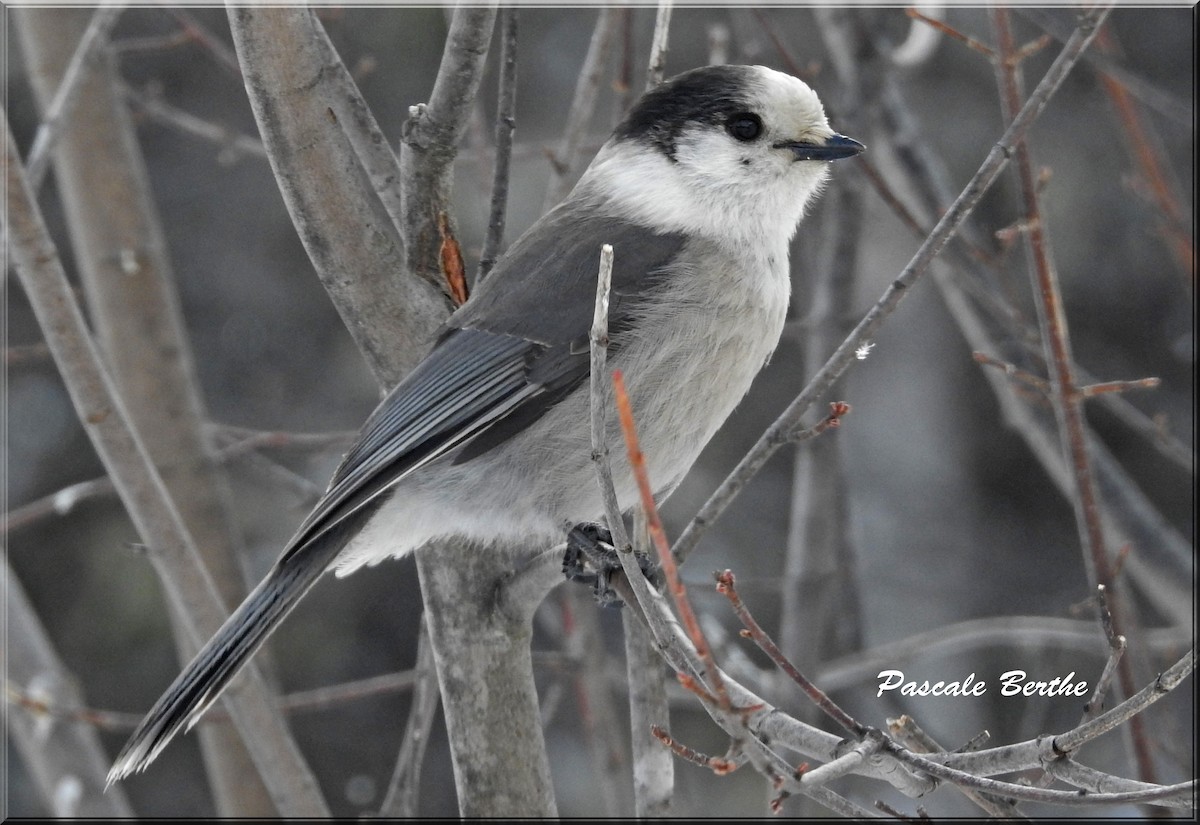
left=110, top=186, right=690, bottom=784
left=279, top=328, right=539, bottom=563
left=282, top=204, right=686, bottom=561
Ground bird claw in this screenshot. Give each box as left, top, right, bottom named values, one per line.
left=563, top=523, right=663, bottom=607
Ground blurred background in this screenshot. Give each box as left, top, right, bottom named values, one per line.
left=4, top=4, right=1193, bottom=817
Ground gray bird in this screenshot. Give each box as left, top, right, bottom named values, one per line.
left=108, top=62, right=863, bottom=782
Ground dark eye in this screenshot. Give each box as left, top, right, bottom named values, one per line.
left=726, top=113, right=763, bottom=142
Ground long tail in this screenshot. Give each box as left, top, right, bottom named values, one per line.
left=105, top=499, right=380, bottom=785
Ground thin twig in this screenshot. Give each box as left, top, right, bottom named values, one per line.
left=1082, top=588, right=1126, bottom=720
left=906, top=6, right=994, bottom=58
left=377, top=616, right=440, bottom=817
left=166, top=7, right=243, bottom=77
left=889, top=716, right=1019, bottom=817
left=888, top=743, right=1194, bottom=807
left=1058, top=646, right=1197, bottom=755
left=1014, top=7, right=1192, bottom=126
left=122, top=82, right=267, bottom=161
left=871, top=56, right=1193, bottom=614
left=645, top=0, right=673, bottom=91
left=477, top=7, right=518, bottom=282
left=542, top=7, right=616, bottom=211
left=651, top=726, right=740, bottom=774
left=991, top=7, right=1155, bottom=787
left=587, top=244, right=678, bottom=815
left=588, top=245, right=631, bottom=553
left=715, top=570, right=863, bottom=737
left=613, top=371, right=729, bottom=712
left=24, top=5, right=124, bottom=190
left=671, top=3, right=1114, bottom=564
left=1094, top=24, right=1193, bottom=281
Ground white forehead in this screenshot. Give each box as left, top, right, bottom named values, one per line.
left=743, top=65, right=832, bottom=137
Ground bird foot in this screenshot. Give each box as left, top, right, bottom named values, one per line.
left=563, top=522, right=663, bottom=607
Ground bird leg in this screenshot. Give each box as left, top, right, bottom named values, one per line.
left=563, top=522, right=663, bottom=607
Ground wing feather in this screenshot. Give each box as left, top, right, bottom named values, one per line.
left=279, top=207, right=687, bottom=562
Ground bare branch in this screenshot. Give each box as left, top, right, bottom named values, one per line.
left=542, top=8, right=617, bottom=211
left=121, top=82, right=267, bottom=161
left=23, top=5, right=123, bottom=190
left=399, top=3, right=497, bottom=293
left=230, top=6, right=449, bottom=387
left=377, top=617, right=440, bottom=817
left=991, top=6, right=1155, bottom=786
left=3, top=113, right=329, bottom=817
left=17, top=7, right=276, bottom=810
left=477, top=7, right=518, bottom=282
left=645, top=1, right=673, bottom=90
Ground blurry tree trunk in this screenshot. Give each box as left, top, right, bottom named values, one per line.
left=3, top=563, right=135, bottom=817
left=14, top=8, right=275, bottom=816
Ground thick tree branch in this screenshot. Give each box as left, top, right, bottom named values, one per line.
left=229, top=5, right=449, bottom=387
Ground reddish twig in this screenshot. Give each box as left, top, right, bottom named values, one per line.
left=906, top=6, right=995, bottom=58
left=612, top=370, right=730, bottom=711
left=715, top=570, right=864, bottom=738
left=1079, top=378, right=1161, bottom=398
left=650, top=726, right=740, bottom=775
left=1009, top=33, right=1054, bottom=66
left=990, top=7, right=1155, bottom=786
left=1093, top=24, right=1194, bottom=282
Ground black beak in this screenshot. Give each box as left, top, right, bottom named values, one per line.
left=776, top=133, right=865, bottom=162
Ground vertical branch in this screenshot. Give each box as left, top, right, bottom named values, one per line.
left=589, top=246, right=675, bottom=815
left=22, top=5, right=123, bottom=190
left=400, top=3, right=497, bottom=290
left=1093, top=25, right=1194, bottom=282
left=3, top=114, right=329, bottom=818
left=477, top=7, right=519, bottom=283
left=542, top=7, right=617, bottom=211
left=400, top=5, right=557, bottom=816
left=230, top=5, right=449, bottom=387
left=990, top=6, right=1155, bottom=786
left=645, top=1, right=673, bottom=90
left=624, top=514, right=674, bottom=817
left=376, top=616, right=441, bottom=817
left=14, top=8, right=275, bottom=814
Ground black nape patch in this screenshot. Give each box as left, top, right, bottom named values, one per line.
left=615, top=65, right=758, bottom=161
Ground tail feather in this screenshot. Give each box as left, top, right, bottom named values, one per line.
left=106, top=550, right=326, bottom=785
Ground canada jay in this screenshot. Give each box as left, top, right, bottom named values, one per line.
left=108, top=63, right=862, bottom=781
